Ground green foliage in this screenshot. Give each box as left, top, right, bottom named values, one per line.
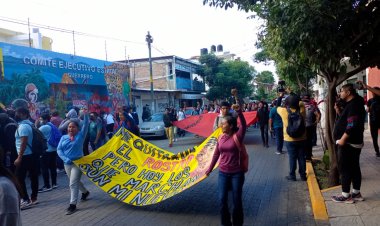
left=203, top=0, right=380, bottom=186
left=322, top=151, right=330, bottom=170
left=198, top=54, right=256, bottom=101
left=254, top=70, right=276, bottom=101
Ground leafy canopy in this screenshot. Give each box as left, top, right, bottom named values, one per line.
left=198, top=53, right=256, bottom=100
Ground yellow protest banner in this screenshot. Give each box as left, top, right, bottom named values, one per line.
left=74, top=128, right=222, bottom=206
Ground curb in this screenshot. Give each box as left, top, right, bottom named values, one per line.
left=306, top=161, right=329, bottom=221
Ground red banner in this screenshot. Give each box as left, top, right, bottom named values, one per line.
left=173, top=111, right=258, bottom=137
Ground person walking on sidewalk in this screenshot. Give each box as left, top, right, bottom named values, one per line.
left=269, top=100, right=284, bottom=154
left=205, top=89, right=247, bottom=226
left=14, top=107, right=40, bottom=210
left=332, top=83, right=366, bottom=203
left=366, top=87, right=380, bottom=157
left=57, top=109, right=90, bottom=215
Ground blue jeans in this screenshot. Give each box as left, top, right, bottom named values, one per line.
left=285, top=141, right=306, bottom=179
left=274, top=127, right=284, bottom=152
left=218, top=171, right=245, bottom=226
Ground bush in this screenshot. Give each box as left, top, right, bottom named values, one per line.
left=322, top=150, right=329, bottom=170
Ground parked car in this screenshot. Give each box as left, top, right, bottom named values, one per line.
left=139, top=113, right=166, bottom=138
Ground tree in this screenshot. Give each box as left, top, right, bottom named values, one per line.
left=203, top=0, right=380, bottom=186
left=198, top=54, right=256, bottom=100
left=254, top=70, right=275, bottom=101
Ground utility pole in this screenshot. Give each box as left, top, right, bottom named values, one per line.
left=146, top=31, right=154, bottom=113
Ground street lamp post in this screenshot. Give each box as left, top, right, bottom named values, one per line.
left=146, top=31, right=154, bottom=113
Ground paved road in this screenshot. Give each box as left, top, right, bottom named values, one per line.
left=21, top=129, right=317, bottom=226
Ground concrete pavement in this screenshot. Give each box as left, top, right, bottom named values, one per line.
left=21, top=129, right=318, bottom=226
left=319, top=129, right=380, bottom=226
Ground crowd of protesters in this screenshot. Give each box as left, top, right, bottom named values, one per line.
left=0, top=103, right=142, bottom=216
left=0, top=80, right=378, bottom=224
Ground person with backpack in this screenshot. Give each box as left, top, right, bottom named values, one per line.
left=269, top=100, right=284, bottom=154
left=302, top=94, right=321, bottom=160
left=366, top=87, right=380, bottom=157
left=37, top=113, right=61, bottom=192
left=277, top=92, right=307, bottom=181
left=14, top=107, right=40, bottom=210
left=0, top=113, right=18, bottom=173
left=57, top=109, right=90, bottom=215
left=205, top=89, right=247, bottom=226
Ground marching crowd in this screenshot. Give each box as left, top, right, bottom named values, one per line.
left=0, top=82, right=379, bottom=226
left=0, top=104, right=146, bottom=222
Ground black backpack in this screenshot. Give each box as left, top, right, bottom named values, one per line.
left=18, top=123, right=47, bottom=157
left=286, top=107, right=306, bottom=138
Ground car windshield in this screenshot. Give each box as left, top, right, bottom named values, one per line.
left=148, top=113, right=163, bottom=122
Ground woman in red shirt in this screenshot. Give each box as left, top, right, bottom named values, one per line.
left=205, top=91, right=247, bottom=226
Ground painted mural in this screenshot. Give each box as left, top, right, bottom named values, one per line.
left=0, top=42, right=129, bottom=120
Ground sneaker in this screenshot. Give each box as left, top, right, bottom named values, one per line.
left=38, top=186, right=52, bottom=193
left=351, top=192, right=365, bottom=201
left=66, top=204, right=77, bottom=215
left=169, top=143, right=173, bottom=147
left=331, top=194, right=354, bottom=204
left=20, top=199, right=32, bottom=210
left=31, top=198, right=39, bottom=205
left=52, top=184, right=58, bottom=189
left=81, top=191, right=90, bottom=201
left=285, top=176, right=296, bottom=181
left=275, top=151, right=282, bottom=155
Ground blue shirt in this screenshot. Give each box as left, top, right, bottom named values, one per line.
left=15, top=120, right=33, bottom=156
left=269, top=107, right=283, bottom=129
left=57, top=114, right=89, bottom=165
left=39, top=124, right=56, bottom=152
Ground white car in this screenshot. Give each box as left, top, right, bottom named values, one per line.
left=139, top=113, right=166, bottom=138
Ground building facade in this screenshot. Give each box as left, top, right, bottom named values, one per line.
left=126, top=56, right=205, bottom=118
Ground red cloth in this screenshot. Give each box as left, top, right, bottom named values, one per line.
left=173, top=111, right=257, bottom=137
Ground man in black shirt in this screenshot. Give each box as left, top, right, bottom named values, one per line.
left=332, top=84, right=366, bottom=204
left=257, top=101, right=270, bottom=148
left=366, top=87, right=380, bottom=157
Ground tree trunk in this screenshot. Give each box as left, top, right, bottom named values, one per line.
left=326, top=82, right=340, bottom=186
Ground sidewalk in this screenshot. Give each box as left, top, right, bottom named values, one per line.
left=315, top=129, right=380, bottom=226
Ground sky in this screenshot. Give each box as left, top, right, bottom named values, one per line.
left=0, top=0, right=275, bottom=74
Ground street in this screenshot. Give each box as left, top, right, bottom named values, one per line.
left=21, top=128, right=316, bottom=226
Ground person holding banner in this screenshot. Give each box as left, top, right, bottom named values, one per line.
left=205, top=89, right=247, bottom=226
left=57, top=109, right=90, bottom=215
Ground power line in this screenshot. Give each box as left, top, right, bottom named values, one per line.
left=0, top=16, right=146, bottom=46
